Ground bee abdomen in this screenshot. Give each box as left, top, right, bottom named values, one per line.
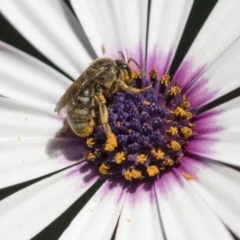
left=68, top=106, right=95, bottom=137
left=72, top=118, right=95, bottom=137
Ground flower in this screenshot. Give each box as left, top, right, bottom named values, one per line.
left=0, top=0, right=240, bottom=239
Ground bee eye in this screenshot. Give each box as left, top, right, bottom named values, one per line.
left=122, top=64, right=128, bottom=69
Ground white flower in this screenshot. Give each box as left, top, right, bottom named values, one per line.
left=0, top=0, right=240, bottom=239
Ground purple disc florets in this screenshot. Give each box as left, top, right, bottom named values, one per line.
left=85, top=71, right=196, bottom=181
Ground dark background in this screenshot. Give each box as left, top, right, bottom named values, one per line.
left=1, top=0, right=238, bottom=239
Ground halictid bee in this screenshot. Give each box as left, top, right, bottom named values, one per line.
left=55, top=56, right=150, bottom=139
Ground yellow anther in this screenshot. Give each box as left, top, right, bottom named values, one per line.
left=165, top=158, right=174, bottom=166
left=104, top=132, right=118, bottom=152
left=86, top=138, right=95, bottom=147
left=124, top=169, right=132, bottom=181
left=99, top=163, right=110, bottom=175
left=169, top=141, right=181, bottom=151
left=174, top=107, right=186, bottom=118
left=143, top=100, right=151, bottom=106
left=174, top=107, right=192, bottom=119
left=181, top=100, right=190, bottom=109
left=137, top=153, right=148, bottom=164
left=131, top=169, right=142, bottom=179
left=115, top=152, right=126, bottom=164
left=124, top=169, right=142, bottom=181
left=169, top=86, right=181, bottom=96
left=86, top=152, right=97, bottom=161
left=117, top=121, right=121, bottom=127
left=149, top=69, right=158, bottom=79
left=166, top=126, right=178, bottom=135
left=151, top=149, right=165, bottom=160
left=181, top=127, right=192, bottom=137
left=160, top=74, right=170, bottom=86
left=185, top=111, right=193, bottom=120
left=188, top=122, right=195, bottom=128
left=147, top=165, right=160, bottom=177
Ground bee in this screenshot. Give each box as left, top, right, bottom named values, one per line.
left=54, top=57, right=150, bottom=140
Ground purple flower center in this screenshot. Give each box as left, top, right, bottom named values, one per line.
left=85, top=70, right=196, bottom=181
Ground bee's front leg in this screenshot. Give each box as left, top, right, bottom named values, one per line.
left=116, top=80, right=151, bottom=93
left=94, top=91, right=117, bottom=151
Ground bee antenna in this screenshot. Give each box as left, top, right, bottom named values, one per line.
left=118, top=51, right=125, bottom=61
left=127, top=58, right=144, bottom=75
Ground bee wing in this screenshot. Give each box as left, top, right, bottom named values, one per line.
left=54, top=66, right=106, bottom=116
left=54, top=81, right=79, bottom=116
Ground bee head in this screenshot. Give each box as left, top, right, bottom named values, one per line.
left=115, top=60, right=133, bottom=85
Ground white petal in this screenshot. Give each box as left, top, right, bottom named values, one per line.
left=0, top=163, right=98, bottom=240
left=147, top=0, right=193, bottom=75
left=0, top=42, right=71, bottom=113
left=70, top=0, right=148, bottom=65
left=188, top=133, right=240, bottom=167
left=1, top=0, right=93, bottom=78
left=70, top=0, right=124, bottom=59
left=188, top=96, right=240, bottom=166
left=0, top=138, right=86, bottom=188
left=60, top=178, right=127, bottom=240
left=175, top=0, right=240, bottom=89
left=0, top=98, right=64, bottom=140
left=181, top=157, right=240, bottom=238
left=115, top=182, right=164, bottom=240
left=154, top=170, right=232, bottom=240
left=185, top=37, right=240, bottom=108
left=195, top=96, right=240, bottom=134
left=112, top=0, right=148, bottom=67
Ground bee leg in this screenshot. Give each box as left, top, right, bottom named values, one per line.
left=108, top=81, right=119, bottom=94
left=116, top=80, right=151, bottom=94
left=94, top=94, right=117, bottom=151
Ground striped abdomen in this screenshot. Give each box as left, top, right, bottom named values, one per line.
left=67, top=86, right=95, bottom=137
